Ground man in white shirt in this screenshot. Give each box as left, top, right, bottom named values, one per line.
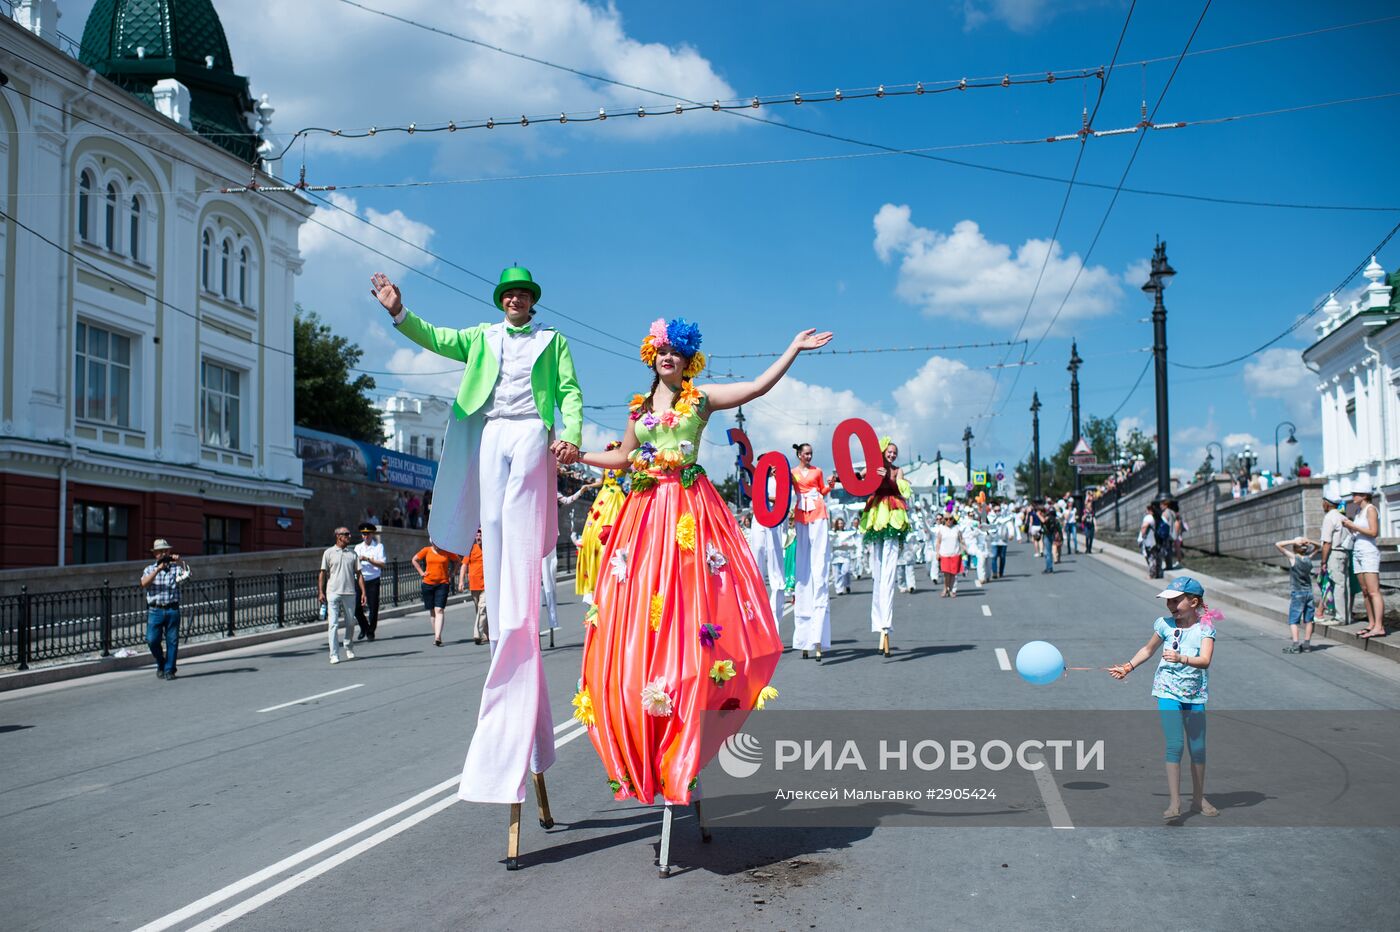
left=1318, top=488, right=1353, bottom=624
left=354, top=522, right=386, bottom=641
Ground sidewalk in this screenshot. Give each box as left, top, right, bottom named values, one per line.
left=1090, top=540, right=1399, bottom=663
left=0, top=572, right=577, bottom=692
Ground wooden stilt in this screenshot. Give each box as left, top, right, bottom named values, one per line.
left=532, top=771, right=554, bottom=829
left=880, top=630, right=890, bottom=657
left=815, top=647, right=823, bottom=663
left=657, top=803, right=674, bottom=878
left=506, top=803, right=522, bottom=871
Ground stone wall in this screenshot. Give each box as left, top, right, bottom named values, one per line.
left=1175, top=478, right=1234, bottom=555
left=1215, top=478, right=1325, bottom=566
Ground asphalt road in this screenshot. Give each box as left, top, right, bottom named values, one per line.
left=4, top=542, right=1399, bottom=931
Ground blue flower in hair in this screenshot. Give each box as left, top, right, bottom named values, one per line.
left=665, top=318, right=703, bottom=358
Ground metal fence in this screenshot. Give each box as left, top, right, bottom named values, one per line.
left=1, top=543, right=578, bottom=670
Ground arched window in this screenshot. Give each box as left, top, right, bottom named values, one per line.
left=220, top=239, right=231, bottom=297
left=238, top=247, right=249, bottom=304
left=103, top=183, right=117, bottom=250
left=201, top=229, right=212, bottom=290
left=128, top=196, right=142, bottom=262
left=77, top=170, right=93, bottom=241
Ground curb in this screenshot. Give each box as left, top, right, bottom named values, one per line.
left=1090, top=542, right=1399, bottom=663
left=0, top=571, right=579, bottom=693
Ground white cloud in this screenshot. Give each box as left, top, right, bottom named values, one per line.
left=872, top=205, right=1122, bottom=336
left=580, top=421, right=622, bottom=454
left=300, top=193, right=436, bottom=275
left=1243, top=347, right=1319, bottom=431
left=961, top=0, right=1115, bottom=33
left=1122, top=258, right=1151, bottom=289
left=1222, top=432, right=1261, bottom=450
left=382, top=347, right=465, bottom=399
left=1117, top=415, right=1144, bottom=440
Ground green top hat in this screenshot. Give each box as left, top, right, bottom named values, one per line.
left=493, top=266, right=542, bottom=311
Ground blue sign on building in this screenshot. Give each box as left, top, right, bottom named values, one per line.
left=294, top=426, right=438, bottom=492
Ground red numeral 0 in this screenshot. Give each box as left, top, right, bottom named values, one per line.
left=831, top=418, right=883, bottom=497
left=751, top=451, right=792, bottom=528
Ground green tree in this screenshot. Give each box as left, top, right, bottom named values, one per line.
left=714, top=474, right=742, bottom=507
left=1122, top=427, right=1155, bottom=461
left=294, top=306, right=384, bottom=443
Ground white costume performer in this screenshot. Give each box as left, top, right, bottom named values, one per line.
left=791, top=460, right=832, bottom=652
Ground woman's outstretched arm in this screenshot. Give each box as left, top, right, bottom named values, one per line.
left=704, top=329, right=834, bottom=412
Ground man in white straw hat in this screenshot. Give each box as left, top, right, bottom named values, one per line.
left=139, top=539, right=189, bottom=681
left=1317, top=481, right=1352, bottom=625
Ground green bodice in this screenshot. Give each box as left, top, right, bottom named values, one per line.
left=629, top=387, right=708, bottom=471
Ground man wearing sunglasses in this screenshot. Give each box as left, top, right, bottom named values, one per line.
left=320, top=526, right=368, bottom=664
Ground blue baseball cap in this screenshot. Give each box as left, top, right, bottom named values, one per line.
left=1156, top=576, right=1205, bottom=599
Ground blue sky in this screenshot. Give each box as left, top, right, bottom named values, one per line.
left=64, top=0, right=1400, bottom=477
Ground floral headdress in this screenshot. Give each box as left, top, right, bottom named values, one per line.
left=639, top=317, right=706, bottom=378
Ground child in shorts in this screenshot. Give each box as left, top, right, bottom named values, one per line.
left=1274, top=536, right=1318, bottom=653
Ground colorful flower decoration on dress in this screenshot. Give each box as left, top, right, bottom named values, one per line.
left=640, top=676, right=674, bottom=717
left=708, top=658, right=736, bottom=686
left=676, top=513, right=697, bottom=551
left=649, top=593, right=664, bottom=631
left=704, top=542, right=727, bottom=574
left=754, top=685, right=780, bottom=710
left=699, top=622, right=723, bottom=647
left=653, top=448, right=685, bottom=471
left=584, top=603, right=598, bottom=627
left=609, top=547, right=628, bottom=582
left=639, top=317, right=706, bottom=378
left=571, top=687, right=596, bottom=726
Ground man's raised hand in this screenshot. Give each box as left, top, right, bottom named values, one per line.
left=370, top=272, right=403, bottom=316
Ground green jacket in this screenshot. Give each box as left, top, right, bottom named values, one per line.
left=395, top=310, right=583, bottom=447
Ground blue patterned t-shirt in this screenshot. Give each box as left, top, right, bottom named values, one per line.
left=1150, top=616, right=1215, bottom=704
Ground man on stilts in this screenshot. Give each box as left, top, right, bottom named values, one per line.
left=372, top=266, right=583, bottom=869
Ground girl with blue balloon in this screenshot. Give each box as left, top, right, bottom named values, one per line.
left=1109, top=576, right=1221, bottom=821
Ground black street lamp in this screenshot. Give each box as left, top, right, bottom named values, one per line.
left=1274, top=421, right=1298, bottom=475
left=1029, top=393, right=1042, bottom=501
left=962, top=425, right=974, bottom=495
left=934, top=449, right=944, bottom=506
left=1205, top=441, right=1224, bottom=479
left=1068, top=340, right=1084, bottom=512
left=733, top=405, right=746, bottom=510
left=1141, top=238, right=1176, bottom=499
left=1242, top=444, right=1255, bottom=481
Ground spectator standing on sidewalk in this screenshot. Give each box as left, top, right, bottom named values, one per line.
left=1063, top=498, right=1079, bottom=554
left=1317, top=485, right=1352, bottom=624
left=1340, top=477, right=1386, bottom=638
left=1159, top=499, right=1179, bottom=570
left=354, top=522, right=386, bottom=641
left=1082, top=501, right=1097, bottom=554
left=319, top=527, right=367, bottom=664
left=414, top=540, right=458, bottom=647
left=1275, top=537, right=1318, bottom=653
left=140, top=539, right=188, bottom=681
left=458, top=529, right=489, bottom=644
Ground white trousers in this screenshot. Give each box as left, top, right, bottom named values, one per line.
left=751, top=523, right=786, bottom=633
left=540, top=551, right=559, bottom=630
left=459, top=417, right=556, bottom=804
left=974, top=550, right=989, bottom=583
left=870, top=537, right=899, bottom=633
left=793, top=519, right=831, bottom=650
left=831, top=553, right=852, bottom=594
left=327, top=594, right=355, bottom=656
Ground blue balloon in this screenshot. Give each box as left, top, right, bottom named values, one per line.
left=1015, top=641, right=1065, bottom=685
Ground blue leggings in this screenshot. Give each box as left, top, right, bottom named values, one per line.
left=1157, top=698, right=1206, bottom=763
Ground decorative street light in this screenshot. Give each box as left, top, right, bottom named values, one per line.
left=1141, top=238, right=1177, bottom=499
left=1241, top=443, right=1255, bottom=480
left=1274, top=420, right=1298, bottom=475
left=1205, top=441, right=1224, bottom=479
left=934, top=449, right=944, bottom=506
left=733, top=405, right=746, bottom=510
left=1029, top=394, right=1042, bottom=501
left=963, top=425, right=974, bottom=494
left=1068, top=341, right=1084, bottom=513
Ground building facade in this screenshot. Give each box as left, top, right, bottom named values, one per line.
left=380, top=393, right=451, bottom=462
left=0, top=1, right=311, bottom=569
left=1303, top=257, right=1400, bottom=535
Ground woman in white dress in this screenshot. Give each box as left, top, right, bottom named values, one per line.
left=1340, top=477, right=1386, bottom=638
left=790, top=442, right=833, bottom=659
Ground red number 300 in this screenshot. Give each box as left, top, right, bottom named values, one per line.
left=726, top=418, right=883, bottom=528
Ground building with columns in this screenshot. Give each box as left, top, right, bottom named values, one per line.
left=1303, top=256, right=1400, bottom=535
left=379, top=393, right=451, bottom=463
left=0, top=0, right=311, bottom=569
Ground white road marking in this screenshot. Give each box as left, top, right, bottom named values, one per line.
left=187, top=794, right=461, bottom=931
left=554, top=718, right=578, bottom=734
left=994, top=648, right=1012, bottom=671
left=556, top=725, right=589, bottom=747
left=1026, top=752, right=1075, bottom=829
left=256, top=684, right=363, bottom=713
left=982, top=605, right=992, bottom=617
left=134, top=776, right=460, bottom=931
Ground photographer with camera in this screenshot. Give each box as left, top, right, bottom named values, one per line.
left=140, top=539, right=189, bottom=681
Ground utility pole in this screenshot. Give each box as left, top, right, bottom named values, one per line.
left=733, top=405, right=746, bottom=510
left=1068, top=340, right=1083, bottom=513
left=1141, top=238, right=1176, bottom=500
left=935, top=450, right=943, bottom=507
left=962, top=426, right=974, bottom=497
left=1030, top=393, right=1042, bottom=501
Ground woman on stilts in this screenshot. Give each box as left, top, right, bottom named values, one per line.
left=791, top=442, right=832, bottom=660
left=859, top=437, right=910, bottom=656
left=574, top=442, right=627, bottom=600
left=574, top=318, right=832, bottom=825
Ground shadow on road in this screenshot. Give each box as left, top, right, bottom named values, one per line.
left=176, top=667, right=258, bottom=679
left=818, top=643, right=978, bottom=667
left=0, top=724, right=35, bottom=733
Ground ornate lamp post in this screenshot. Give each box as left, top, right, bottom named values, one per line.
left=934, top=449, right=944, bottom=506
left=1141, top=239, right=1177, bottom=499
left=963, top=425, right=974, bottom=496
left=1068, top=341, right=1084, bottom=513
left=1205, top=441, right=1224, bottom=479
left=1029, top=394, right=1042, bottom=501
left=1274, top=421, right=1298, bottom=475
left=733, top=405, right=746, bottom=510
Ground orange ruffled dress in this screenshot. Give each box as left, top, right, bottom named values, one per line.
left=577, top=386, right=782, bottom=805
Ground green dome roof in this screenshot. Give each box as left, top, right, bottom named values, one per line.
left=79, top=0, right=261, bottom=162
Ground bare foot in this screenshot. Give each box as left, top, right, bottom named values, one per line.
left=1162, top=803, right=1182, bottom=820
left=1191, top=799, right=1219, bottom=816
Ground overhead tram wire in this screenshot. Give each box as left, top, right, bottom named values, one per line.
left=993, top=0, right=1213, bottom=419
left=710, top=339, right=1026, bottom=359
left=1107, top=357, right=1154, bottom=419
left=1172, top=215, right=1400, bottom=371
left=0, top=54, right=636, bottom=363
left=987, top=0, right=1138, bottom=418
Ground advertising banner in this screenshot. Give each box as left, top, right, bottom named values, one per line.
left=294, top=426, right=438, bottom=492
